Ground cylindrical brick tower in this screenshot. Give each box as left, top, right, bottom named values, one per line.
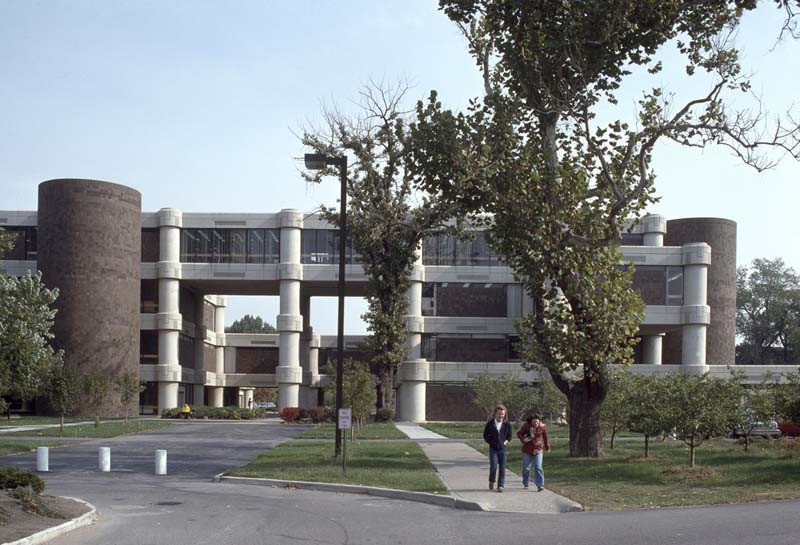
left=37, top=179, right=141, bottom=416
left=663, top=218, right=737, bottom=366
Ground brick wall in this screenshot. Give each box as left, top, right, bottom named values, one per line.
left=426, top=384, right=486, bottom=421
left=435, top=338, right=509, bottom=362
left=631, top=267, right=666, bottom=305
left=436, top=285, right=507, bottom=317
left=235, top=347, right=279, bottom=374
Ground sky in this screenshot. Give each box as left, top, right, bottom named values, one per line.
left=1, top=1, right=798, bottom=334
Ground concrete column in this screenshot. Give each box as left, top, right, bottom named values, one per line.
left=398, top=246, right=426, bottom=420
left=192, top=384, right=205, bottom=406
left=192, top=295, right=207, bottom=406
left=299, top=295, right=312, bottom=407
left=212, top=297, right=226, bottom=407
left=396, top=359, right=429, bottom=422
left=277, top=210, right=303, bottom=409
left=642, top=214, right=667, bottom=247
left=681, top=243, right=711, bottom=368
left=641, top=334, right=663, bottom=365
left=243, top=388, right=254, bottom=409
left=156, top=208, right=182, bottom=413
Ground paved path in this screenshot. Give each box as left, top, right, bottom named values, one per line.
left=397, top=422, right=582, bottom=513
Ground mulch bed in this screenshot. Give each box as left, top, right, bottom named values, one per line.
left=0, top=494, right=90, bottom=543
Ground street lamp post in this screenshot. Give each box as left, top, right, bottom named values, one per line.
left=304, top=153, right=347, bottom=457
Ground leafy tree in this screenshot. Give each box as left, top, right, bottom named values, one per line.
left=0, top=272, right=62, bottom=417
left=47, top=358, right=81, bottom=432
left=409, top=0, right=799, bottom=457
left=82, top=369, right=112, bottom=427
left=0, top=230, right=14, bottom=257
left=324, top=359, right=377, bottom=433
left=115, top=371, right=144, bottom=424
left=737, top=258, right=800, bottom=364
left=301, top=81, right=462, bottom=410
left=469, top=370, right=564, bottom=423
left=601, top=370, right=633, bottom=450
left=662, top=372, right=741, bottom=467
left=773, top=369, right=800, bottom=422
left=626, top=374, right=670, bottom=457
left=225, top=314, right=277, bottom=334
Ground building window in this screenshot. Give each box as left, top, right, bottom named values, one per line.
left=666, top=266, right=684, bottom=306
left=0, top=227, right=37, bottom=260
left=621, top=233, right=644, bottom=246
left=422, top=232, right=501, bottom=266
left=301, top=230, right=361, bottom=264
left=140, top=331, right=158, bottom=364
left=180, top=228, right=280, bottom=264
left=140, top=228, right=160, bottom=262
left=140, top=280, right=159, bottom=313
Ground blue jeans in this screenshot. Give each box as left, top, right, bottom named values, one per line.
left=522, top=452, right=544, bottom=488
left=489, top=447, right=507, bottom=488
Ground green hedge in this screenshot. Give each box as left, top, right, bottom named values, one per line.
left=161, top=406, right=268, bottom=420
left=0, top=467, right=45, bottom=494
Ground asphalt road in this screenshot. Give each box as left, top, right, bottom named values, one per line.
left=5, top=421, right=799, bottom=545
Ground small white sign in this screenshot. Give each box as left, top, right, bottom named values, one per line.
left=338, top=408, right=352, bottom=429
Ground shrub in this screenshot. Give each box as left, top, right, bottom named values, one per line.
left=0, top=467, right=45, bottom=494
left=308, top=407, right=334, bottom=423
left=160, top=406, right=268, bottom=420
left=298, top=408, right=311, bottom=421
left=279, top=407, right=301, bottom=423
left=374, top=408, right=394, bottom=422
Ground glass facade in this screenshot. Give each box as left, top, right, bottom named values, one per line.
left=422, top=232, right=502, bottom=266
left=666, top=266, right=684, bottom=306
left=180, top=228, right=279, bottom=264
left=301, top=229, right=362, bottom=264
left=0, top=227, right=37, bottom=260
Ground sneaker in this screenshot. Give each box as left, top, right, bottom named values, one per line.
left=489, top=483, right=494, bottom=490
left=523, top=486, right=529, bottom=490
left=537, top=486, right=544, bottom=492
left=497, top=487, right=504, bottom=493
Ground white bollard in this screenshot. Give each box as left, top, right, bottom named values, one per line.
left=155, top=449, right=167, bottom=475
left=98, top=447, right=111, bottom=472
left=36, top=447, right=49, bottom=472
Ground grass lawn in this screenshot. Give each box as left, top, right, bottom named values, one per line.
left=0, top=439, right=68, bottom=456
left=468, top=435, right=800, bottom=510
left=228, top=440, right=447, bottom=493
left=0, top=416, right=87, bottom=428
left=295, top=422, right=406, bottom=440
left=9, top=421, right=172, bottom=439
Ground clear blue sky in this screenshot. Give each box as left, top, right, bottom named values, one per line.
left=1, top=2, right=798, bottom=334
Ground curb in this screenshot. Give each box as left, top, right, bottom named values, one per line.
left=4, top=496, right=97, bottom=545
left=214, top=474, right=484, bottom=511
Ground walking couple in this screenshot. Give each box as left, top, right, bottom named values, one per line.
left=482, top=404, right=550, bottom=492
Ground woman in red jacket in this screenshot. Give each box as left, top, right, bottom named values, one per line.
left=517, top=414, right=550, bottom=491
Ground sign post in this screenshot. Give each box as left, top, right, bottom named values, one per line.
left=338, top=408, right=352, bottom=474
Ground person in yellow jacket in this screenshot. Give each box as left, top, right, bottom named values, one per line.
left=181, top=403, right=191, bottom=420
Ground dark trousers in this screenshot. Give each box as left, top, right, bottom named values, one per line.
left=489, top=447, right=507, bottom=488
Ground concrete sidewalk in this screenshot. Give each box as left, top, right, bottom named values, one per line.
left=397, top=422, right=582, bottom=514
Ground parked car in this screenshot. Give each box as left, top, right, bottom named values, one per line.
left=730, top=420, right=781, bottom=439
left=778, top=421, right=800, bottom=437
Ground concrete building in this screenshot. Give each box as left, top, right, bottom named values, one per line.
left=2, top=178, right=785, bottom=420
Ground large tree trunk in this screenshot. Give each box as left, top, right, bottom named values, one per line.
left=566, top=379, right=605, bottom=458
left=550, top=368, right=607, bottom=458
left=380, top=369, right=394, bottom=410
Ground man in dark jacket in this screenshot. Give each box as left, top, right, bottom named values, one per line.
left=483, top=404, right=512, bottom=492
